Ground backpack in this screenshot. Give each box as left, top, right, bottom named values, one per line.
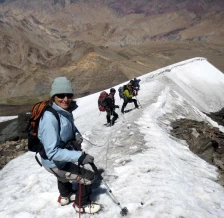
left=132, top=79, right=141, bottom=90
left=98, top=91, right=108, bottom=112
left=118, top=86, right=125, bottom=99
left=119, top=85, right=129, bottom=100
left=26, top=100, right=60, bottom=163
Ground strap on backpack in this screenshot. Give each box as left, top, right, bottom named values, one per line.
left=35, top=153, right=43, bottom=166
left=34, top=106, right=61, bottom=167
left=45, top=106, right=61, bottom=132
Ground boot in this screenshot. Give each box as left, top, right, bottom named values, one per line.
left=58, top=193, right=76, bottom=206
left=73, top=201, right=101, bottom=214
left=134, top=100, right=139, bottom=108
left=111, top=117, right=117, bottom=125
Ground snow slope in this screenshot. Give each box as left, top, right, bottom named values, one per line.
left=0, top=57, right=224, bottom=218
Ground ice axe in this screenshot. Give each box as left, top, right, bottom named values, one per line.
left=89, top=162, right=128, bottom=216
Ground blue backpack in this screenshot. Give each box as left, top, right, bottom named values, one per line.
left=118, top=85, right=128, bottom=100
left=118, top=86, right=124, bottom=99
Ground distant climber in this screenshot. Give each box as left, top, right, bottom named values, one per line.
left=105, top=88, right=119, bottom=126
left=121, top=83, right=139, bottom=113
left=129, top=78, right=141, bottom=96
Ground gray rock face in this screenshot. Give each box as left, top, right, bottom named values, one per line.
left=0, top=113, right=30, bottom=144
left=0, top=113, right=30, bottom=169
left=0, top=119, right=18, bottom=144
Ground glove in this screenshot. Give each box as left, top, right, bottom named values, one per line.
left=78, top=152, right=94, bottom=165
left=75, top=133, right=83, bottom=145
left=115, top=105, right=119, bottom=108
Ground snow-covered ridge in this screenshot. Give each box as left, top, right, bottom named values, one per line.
left=141, top=57, right=207, bottom=82
left=1, top=58, right=224, bottom=218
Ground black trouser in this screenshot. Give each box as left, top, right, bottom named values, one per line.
left=58, top=180, right=74, bottom=197
left=58, top=180, right=92, bottom=206
left=106, top=110, right=118, bottom=125
left=121, top=98, right=138, bottom=113
left=56, top=162, right=95, bottom=206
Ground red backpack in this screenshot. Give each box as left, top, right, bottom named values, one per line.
left=98, top=91, right=108, bottom=112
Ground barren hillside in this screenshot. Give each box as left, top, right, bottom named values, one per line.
left=0, top=0, right=223, bottom=104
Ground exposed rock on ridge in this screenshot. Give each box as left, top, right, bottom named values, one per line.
left=171, top=118, right=224, bottom=186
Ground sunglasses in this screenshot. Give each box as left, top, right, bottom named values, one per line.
left=55, top=93, right=74, bottom=99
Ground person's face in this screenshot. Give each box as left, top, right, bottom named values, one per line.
left=54, top=93, right=73, bottom=110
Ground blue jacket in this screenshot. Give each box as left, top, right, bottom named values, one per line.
left=38, top=102, right=82, bottom=169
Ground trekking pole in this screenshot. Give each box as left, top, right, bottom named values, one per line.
left=89, top=163, right=128, bottom=216
left=135, top=96, right=142, bottom=108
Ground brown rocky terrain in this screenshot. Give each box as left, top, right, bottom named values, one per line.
left=0, top=0, right=223, bottom=104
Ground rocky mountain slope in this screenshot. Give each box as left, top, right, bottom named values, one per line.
left=0, top=0, right=223, bottom=104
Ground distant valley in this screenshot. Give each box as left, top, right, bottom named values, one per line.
left=0, top=0, right=223, bottom=105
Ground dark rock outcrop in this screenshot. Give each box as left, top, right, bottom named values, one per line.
left=0, top=113, right=30, bottom=144
left=0, top=118, right=18, bottom=144
left=171, top=119, right=224, bottom=186
left=206, top=108, right=224, bottom=127
left=0, top=113, right=30, bottom=169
